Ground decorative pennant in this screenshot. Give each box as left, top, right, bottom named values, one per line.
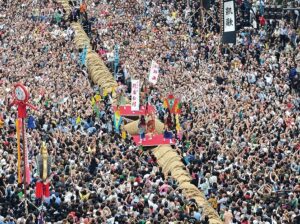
left=163, top=95, right=181, bottom=114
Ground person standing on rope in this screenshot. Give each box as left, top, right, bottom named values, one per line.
left=146, top=112, right=155, bottom=140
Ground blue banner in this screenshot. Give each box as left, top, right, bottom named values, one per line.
left=114, top=44, right=119, bottom=78
left=79, top=45, right=88, bottom=66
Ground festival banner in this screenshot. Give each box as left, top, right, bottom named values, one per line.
left=113, top=109, right=122, bottom=133
left=114, top=44, right=119, bottom=78
left=175, top=114, right=181, bottom=132
left=148, top=60, right=159, bottom=85
left=222, top=0, right=236, bottom=44
left=79, top=45, right=88, bottom=66
left=131, top=79, right=140, bottom=111
left=23, top=122, right=31, bottom=185
left=16, top=119, right=22, bottom=184
left=163, top=95, right=182, bottom=114
left=27, top=115, right=36, bottom=129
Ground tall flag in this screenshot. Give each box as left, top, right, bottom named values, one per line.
left=114, top=44, right=119, bottom=79
left=148, top=60, right=159, bottom=85
left=222, top=0, right=236, bottom=44
left=113, top=109, right=122, bottom=133
left=36, top=143, right=51, bottom=200
left=131, top=79, right=140, bottom=111
left=23, top=121, right=31, bottom=185
left=27, top=115, right=36, bottom=129
left=91, top=96, right=96, bottom=107
left=76, top=116, right=81, bottom=124
left=175, top=114, right=181, bottom=132
left=36, top=142, right=52, bottom=181
left=121, top=130, right=127, bottom=139
left=103, top=88, right=108, bottom=97
left=16, top=119, right=22, bottom=184
left=79, top=45, right=88, bottom=66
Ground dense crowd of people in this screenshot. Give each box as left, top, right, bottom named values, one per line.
left=0, top=0, right=300, bottom=223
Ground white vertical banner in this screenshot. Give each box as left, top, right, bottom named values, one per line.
left=223, top=1, right=235, bottom=32
left=148, top=60, right=159, bottom=85
left=131, top=79, right=140, bottom=111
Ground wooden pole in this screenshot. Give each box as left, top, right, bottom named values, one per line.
left=200, top=0, right=204, bottom=27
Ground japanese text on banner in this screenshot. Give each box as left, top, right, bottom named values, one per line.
left=131, top=79, right=140, bottom=111
left=148, top=61, right=159, bottom=85
left=224, top=1, right=235, bottom=32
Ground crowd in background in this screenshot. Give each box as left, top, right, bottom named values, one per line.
left=0, top=0, right=300, bottom=223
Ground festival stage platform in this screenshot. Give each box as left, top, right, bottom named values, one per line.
left=113, top=105, right=156, bottom=117
left=133, top=134, right=175, bottom=147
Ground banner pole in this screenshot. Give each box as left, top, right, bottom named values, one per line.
left=200, top=0, right=204, bottom=27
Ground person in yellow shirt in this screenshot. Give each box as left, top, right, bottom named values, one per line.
left=79, top=189, right=90, bottom=202
left=171, top=11, right=177, bottom=19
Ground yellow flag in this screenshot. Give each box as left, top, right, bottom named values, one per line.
left=76, top=116, right=81, bottom=124
left=103, top=88, right=108, bottom=97
left=91, top=97, right=96, bottom=107
left=94, top=94, right=101, bottom=102
left=175, top=114, right=181, bottom=132
left=122, top=130, right=126, bottom=139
